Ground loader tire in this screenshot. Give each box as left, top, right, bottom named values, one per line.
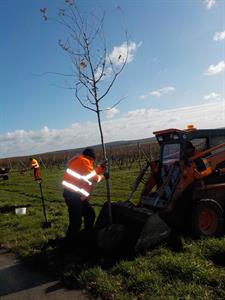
left=191, top=199, right=224, bottom=237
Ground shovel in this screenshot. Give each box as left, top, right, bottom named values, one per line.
left=38, top=181, right=52, bottom=228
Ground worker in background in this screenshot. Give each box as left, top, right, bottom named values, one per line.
left=29, top=157, right=41, bottom=180
left=62, top=147, right=107, bottom=246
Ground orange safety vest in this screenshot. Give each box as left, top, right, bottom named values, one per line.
left=62, top=155, right=104, bottom=198
left=31, top=159, right=39, bottom=169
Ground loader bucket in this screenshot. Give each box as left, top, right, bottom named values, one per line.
left=95, top=201, right=171, bottom=254
left=97, top=224, right=129, bottom=253
left=135, top=213, right=171, bottom=253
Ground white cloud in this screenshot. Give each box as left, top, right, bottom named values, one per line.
left=140, top=86, right=175, bottom=99
left=153, top=86, right=175, bottom=97
left=205, top=0, right=216, bottom=10
left=203, top=92, right=221, bottom=101
left=106, top=107, right=119, bottom=119
left=95, top=41, right=141, bottom=79
left=213, top=31, right=225, bottom=41
left=205, top=61, right=225, bottom=76
left=139, top=94, right=148, bottom=100
left=1, top=100, right=225, bottom=158
left=150, top=91, right=162, bottom=98
left=107, top=41, right=142, bottom=66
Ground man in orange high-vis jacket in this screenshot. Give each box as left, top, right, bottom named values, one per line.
left=62, top=147, right=106, bottom=245
left=30, top=157, right=41, bottom=180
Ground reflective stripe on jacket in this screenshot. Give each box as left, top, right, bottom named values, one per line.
left=62, top=155, right=104, bottom=198
left=31, top=159, right=39, bottom=169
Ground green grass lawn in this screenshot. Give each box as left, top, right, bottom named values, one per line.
left=0, top=166, right=139, bottom=251
left=1, top=167, right=225, bottom=299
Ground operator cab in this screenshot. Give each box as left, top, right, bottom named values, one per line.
left=154, top=127, right=195, bottom=165
left=153, top=128, right=191, bottom=185
left=154, top=126, right=225, bottom=187
left=154, top=125, right=225, bottom=166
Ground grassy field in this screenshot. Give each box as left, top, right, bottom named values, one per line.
left=1, top=166, right=225, bottom=299
left=0, top=166, right=140, bottom=254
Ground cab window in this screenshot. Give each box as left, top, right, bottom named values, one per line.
left=162, top=143, right=180, bottom=164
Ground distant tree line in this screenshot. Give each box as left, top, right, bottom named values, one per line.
left=0, top=142, right=159, bottom=172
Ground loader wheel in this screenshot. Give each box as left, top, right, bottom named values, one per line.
left=192, top=199, right=224, bottom=237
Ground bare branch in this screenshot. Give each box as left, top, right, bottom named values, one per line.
left=105, top=96, right=126, bottom=110
left=95, top=44, right=107, bottom=84
left=98, top=33, right=129, bottom=102
left=82, top=32, right=99, bottom=101
left=49, top=83, right=75, bottom=90
left=33, top=71, right=73, bottom=77
left=89, top=11, right=105, bottom=45
left=86, top=94, right=96, bottom=106
left=79, top=75, right=95, bottom=99
left=98, top=63, right=126, bottom=102
left=75, top=83, right=96, bottom=112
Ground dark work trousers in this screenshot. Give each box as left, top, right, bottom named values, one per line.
left=63, top=189, right=96, bottom=242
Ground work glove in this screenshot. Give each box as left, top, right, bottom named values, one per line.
left=104, top=172, right=110, bottom=180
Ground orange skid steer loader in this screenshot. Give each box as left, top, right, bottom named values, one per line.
left=95, top=127, right=225, bottom=253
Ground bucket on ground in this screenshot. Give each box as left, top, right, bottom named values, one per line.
left=15, top=207, right=27, bottom=216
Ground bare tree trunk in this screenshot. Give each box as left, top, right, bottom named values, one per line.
left=96, top=104, right=112, bottom=224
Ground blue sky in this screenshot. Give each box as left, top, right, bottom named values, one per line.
left=0, top=0, right=225, bottom=158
